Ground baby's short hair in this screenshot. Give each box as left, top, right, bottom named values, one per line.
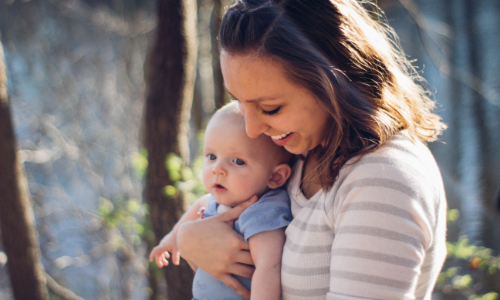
left=209, top=101, right=293, bottom=166
left=211, top=101, right=244, bottom=125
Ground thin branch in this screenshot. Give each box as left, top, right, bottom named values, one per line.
left=396, top=0, right=500, bottom=108
left=45, top=273, right=85, bottom=300
left=49, top=0, right=156, bottom=37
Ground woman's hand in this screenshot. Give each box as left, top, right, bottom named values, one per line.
left=177, top=195, right=258, bottom=300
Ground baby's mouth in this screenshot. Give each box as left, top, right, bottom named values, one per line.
left=214, top=183, right=227, bottom=192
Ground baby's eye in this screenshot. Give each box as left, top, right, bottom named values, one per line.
left=208, top=154, right=216, bottom=160
left=233, top=158, right=245, bottom=165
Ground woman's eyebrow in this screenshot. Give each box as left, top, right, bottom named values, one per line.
left=226, top=90, right=279, bottom=103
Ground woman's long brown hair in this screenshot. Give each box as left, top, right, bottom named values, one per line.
left=219, top=0, right=446, bottom=190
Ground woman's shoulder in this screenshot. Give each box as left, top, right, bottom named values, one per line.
left=331, top=131, right=444, bottom=200
left=350, top=131, right=438, bottom=175
left=325, top=131, right=447, bottom=249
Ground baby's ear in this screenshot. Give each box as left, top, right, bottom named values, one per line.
left=268, top=164, right=292, bottom=189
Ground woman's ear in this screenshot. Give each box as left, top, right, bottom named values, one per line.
left=268, top=164, right=292, bottom=189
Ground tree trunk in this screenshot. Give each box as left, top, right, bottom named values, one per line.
left=0, top=37, right=48, bottom=300
left=211, top=0, right=229, bottom=109
left=143, top=0, right=197, bottom=299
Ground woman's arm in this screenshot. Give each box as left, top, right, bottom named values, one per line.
left=177, top=195, right=258, bottom=300
left=248, top=228, right=285, bottom=300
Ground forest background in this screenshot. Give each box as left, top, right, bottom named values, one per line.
left=0, top=0, right=500, bottom=299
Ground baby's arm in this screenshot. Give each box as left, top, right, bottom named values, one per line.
left=248, top=228, right=286, bottom=300
left=149, top=194, right=210, bottom=269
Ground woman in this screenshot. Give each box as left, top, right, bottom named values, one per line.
left=177, top=0, right=447, bottom=299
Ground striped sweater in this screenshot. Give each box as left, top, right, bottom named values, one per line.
left=281, top=132, right=447, bottom=300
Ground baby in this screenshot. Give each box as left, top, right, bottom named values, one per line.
left=149, top=102, right=293, bottom=300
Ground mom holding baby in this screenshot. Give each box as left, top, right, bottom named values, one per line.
left=177, top=0, right=447, bottom=299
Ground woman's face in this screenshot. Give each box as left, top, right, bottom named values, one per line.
left=220, top=52, right=330, bottom=155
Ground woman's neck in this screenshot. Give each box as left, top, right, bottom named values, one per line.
left=300, top=153, right=322, bottom=199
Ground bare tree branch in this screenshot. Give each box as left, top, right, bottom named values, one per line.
left=0, top=33, right=49, bottom=300
left=396, top=0, right=500, bottom=108
left=49, top=0, right=157, bottom=36
left=45, top=273, right=85, bottom=300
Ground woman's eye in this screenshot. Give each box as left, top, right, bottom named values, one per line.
left=208, top=154, right=216, bottom=160
left=262, top=106, right=281, bottom=115
left=233, top=158, right=245, bottom=165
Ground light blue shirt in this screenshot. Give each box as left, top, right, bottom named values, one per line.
left=192, top=188, right=292, bottom=300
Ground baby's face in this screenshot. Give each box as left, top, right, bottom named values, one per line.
left=202, top=116, right=279, bottom=207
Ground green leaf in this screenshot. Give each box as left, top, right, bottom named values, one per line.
left=165, top=153, right=182, bottom=182
left=454, top=237, right=476, bottom=259
left=447, top=209, right=460, bottom=223
left=445, top=267, right=459, bottom=278
left=452, top=274, right=473, bottom=289
left=164, top=185, right=177, bottom=197
left=126, top=199, right=140, bottom=213
left=181, top=167, right=193, bottom=181
left=131, top=149, right=148, bottom=178
left=489, top=264, right=497, bottom=274
left=98, top=198, right=114, bottom=217
left=482, top=292, right=498, bottom=300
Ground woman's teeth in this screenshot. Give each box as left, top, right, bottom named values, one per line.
left=271, top=132, right=291, bottom=140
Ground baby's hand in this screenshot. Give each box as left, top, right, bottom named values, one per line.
left=149, top=233, right=180, bottom=268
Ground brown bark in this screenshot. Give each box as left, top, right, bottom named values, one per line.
left=211, top=0, right=229, bottom=109
left=0, top=37, right=48, bottom=300
left=143, top=0, right=197, bottom=299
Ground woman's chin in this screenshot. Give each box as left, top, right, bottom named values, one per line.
left=283, top=143, right=309, bottom=155
left=283, top=147, right=302, bottom=155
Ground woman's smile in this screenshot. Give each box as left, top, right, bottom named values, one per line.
left=221, top=52, right=330, bottom=155
left=270, top=132, right=292, bottom=140
left=269, top=132, right=293, bottom=146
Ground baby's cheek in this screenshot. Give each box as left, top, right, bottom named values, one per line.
left=247, top=180, right=268, bottom=198
left=201, top=171, right=211, bottom=190
left=235, top=181, right=256, bottom=198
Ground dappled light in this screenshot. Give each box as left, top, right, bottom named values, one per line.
left=0, top=0, right=499, bottom=299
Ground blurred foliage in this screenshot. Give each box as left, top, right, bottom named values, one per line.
left=435, top=209, right=500, bottom=300
left=127, top=147, right=207, bottom=293
left=165, top=153, right=206, bottom=204
left=128, top=146, right=206, bottom=243
left=98, top=196, right=150, bottom=248
left=131, top=148, right=149, bottom=179
left=131, top=136, right=206, bottom=205
left=96, top=194, right=155, bottom=297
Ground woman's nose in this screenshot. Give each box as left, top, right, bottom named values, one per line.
left=243, top=109, right=269, bottom=139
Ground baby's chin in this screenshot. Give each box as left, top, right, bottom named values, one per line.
left=214, top=195, right=251, bottom=208
left=218, top=188, right=272, bottom=206
left=213, top=196, right=243, bottom=207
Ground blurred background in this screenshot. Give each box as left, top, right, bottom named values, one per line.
left=0, top=0, right=499, bottom=299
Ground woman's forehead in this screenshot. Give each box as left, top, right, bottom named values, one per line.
left=221, top=54, right=290, bottom=102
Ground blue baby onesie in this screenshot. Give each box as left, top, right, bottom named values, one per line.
left=192, top=188, right=291, bottom=300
